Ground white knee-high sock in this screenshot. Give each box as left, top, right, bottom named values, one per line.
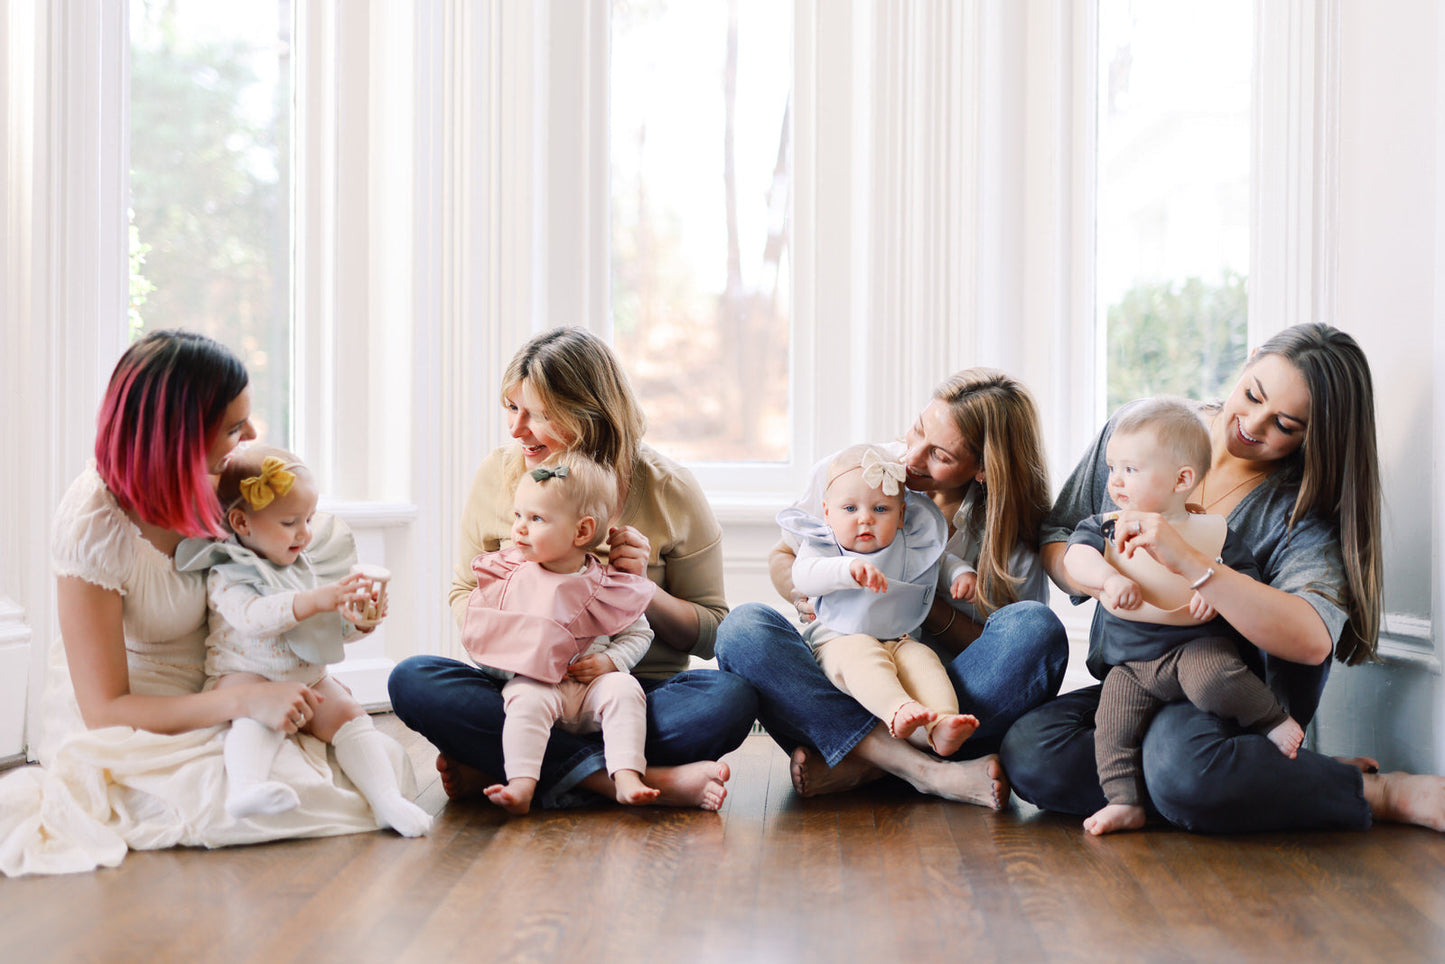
left=224, top=717, right=299, bottom=818
left=332, top=716, right=432, bottom=837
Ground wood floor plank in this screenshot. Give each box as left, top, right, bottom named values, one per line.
left=6, top=725, right=1445, bottom=963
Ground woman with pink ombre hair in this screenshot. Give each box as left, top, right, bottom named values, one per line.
left=0, top=329, right=419, bottom=877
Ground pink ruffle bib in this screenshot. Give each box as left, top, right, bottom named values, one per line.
left=460, top=548, right=656, bottom=684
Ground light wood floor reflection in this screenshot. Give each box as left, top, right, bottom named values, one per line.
left=4, top=715, right=1443, bottom=962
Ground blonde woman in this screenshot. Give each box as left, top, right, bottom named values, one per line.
left=716, top=369, right=1068, bottom=807
left=389, top=328, right=756, bottom=810
left=1004, top=323, right=1445, bottom=834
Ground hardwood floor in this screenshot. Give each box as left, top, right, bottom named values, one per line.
left=3, top=716, right=1444, bottom=963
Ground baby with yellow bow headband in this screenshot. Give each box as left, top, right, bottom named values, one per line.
left=775, top=443, right=980, bottom=757
left=174, top=445, right=430, bottom=837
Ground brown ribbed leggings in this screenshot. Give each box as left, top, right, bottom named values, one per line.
left=1096, top=636, right=1290, bottom=807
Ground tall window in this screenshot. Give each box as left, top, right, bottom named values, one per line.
left=1096, top=0, right=1252, bottom=414
left=609, top=0, right=793, bottom=464
left=129, top=0, right=294, bottom=446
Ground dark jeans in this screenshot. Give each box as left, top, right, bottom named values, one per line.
left=714, top=600, right=1069, bottom=766
left=387, top=656, right=758, bottom=809
left=999, top=684, right=1372, bottom=832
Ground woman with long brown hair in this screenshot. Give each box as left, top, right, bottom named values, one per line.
left=1003, top=323, right=1444, bottom=833
left=716, top=368, right=1069, bottom=806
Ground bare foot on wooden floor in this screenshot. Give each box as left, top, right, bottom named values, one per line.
left=789, top=746, right=883, bottom=798
left=646, top=761, right=730, bottom=811
left=437, top=753, right=492, bottom=801
left=1363, top=770, right=1445, bottom=832
left=915, top=753, right=1010, bottom=810
left=614, top=769, right=662, bottom=806
left=483, top=777, right=536, bottom=816
left=1084, top=802, right=1146, bottom=836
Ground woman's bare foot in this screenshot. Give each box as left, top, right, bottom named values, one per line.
left=614, top=769, right=662, bottom=806
left=927, top=713, right=980, bottom=757
left=914, top=754, right=1010, bottom=810
left=1084, top=802, right=1146, bottom=836
left=436, top=753, right=492, bottom=800
left=483, top=777, right=537, bottom=816
left=644, top=761, right=730, bottom=811
left=1363, top=770, right=1445, bottom=832
left=889, top=701, right=936, bottom=741
left=789, top=746, right=883, bottom=797
left=1266, top=717, right=1304, bottom=758
left=1336, top=755, right=1381, bottom=774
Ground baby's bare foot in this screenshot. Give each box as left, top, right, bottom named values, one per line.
left=1084, top=802, right=1146, bottom=836
left=614, top=769, right=663, bottom=807
left=928, top=713, right=980, bottom=757
left=1364, top=771, right=1445, bottom=832
left=889, top=701, right=937, bottom=741
left=789, top=746, right=883, bottom=797
left=914, top=753, right=1010, bottom=810
left=436, top=753, right=492, bottom=800
left=646, top=760, right=730, bottom=811
left=1267, top=717, right=1304, bottom=758
left=483, top=778, right=535, bottom=816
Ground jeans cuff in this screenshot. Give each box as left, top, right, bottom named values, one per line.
left=821, top=716, right=882, bottom=769
left=538, top=745, right=607, bottom=810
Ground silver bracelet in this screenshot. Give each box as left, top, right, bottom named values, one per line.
left=932, top=608, right=958, bottom=636
left=1189, top=567, right=1216, bottom=590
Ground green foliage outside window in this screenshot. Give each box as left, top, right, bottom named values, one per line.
left=1106, top=270, right=1248, bottom=413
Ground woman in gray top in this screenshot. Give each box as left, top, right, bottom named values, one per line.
left=1001, top=323, right=1445, bottom=833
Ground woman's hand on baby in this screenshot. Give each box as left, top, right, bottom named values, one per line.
left=607, top=526, right=651, bottom=577
left=1114, top=511, right=1198, bottom=575
left=1188, top=591, right=1216, bottom=622
left=247, top=681, right=323, bottom=733
left=1100, top=573, right=1141, bottom=610
left=950, top=572, right=978, bottom=602
left=568, top=654, right=617, bottom=683
left=849, top=560, right=888, bottom=593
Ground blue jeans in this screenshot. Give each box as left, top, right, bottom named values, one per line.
left=999, top=685, right=1371, bottom=832
left=387, top=657, right=758, bottom=809
left=714, top=600, right=1068, bottom=767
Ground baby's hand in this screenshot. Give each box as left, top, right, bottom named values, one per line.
left=849, top=560, right=888, bottom=593
left=297, top=573, right=368, bottom=621
left=1100, top=574, right=1141, bottom=611
left=1188, top=591, right=1216, bottom=622
left=950, top=571, right=978, bottom=602
left=568, top=654, right=617, bottom=683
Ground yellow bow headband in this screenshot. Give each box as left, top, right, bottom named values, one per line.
left=239, top=457, right=296, bottom=511
left=827, top=448, right=908, bottom=497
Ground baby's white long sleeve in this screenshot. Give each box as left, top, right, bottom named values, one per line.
left=583, top=615, right=653, bottom=674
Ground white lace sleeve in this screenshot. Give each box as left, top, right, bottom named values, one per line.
left=50, top=467, right=135, bottom=594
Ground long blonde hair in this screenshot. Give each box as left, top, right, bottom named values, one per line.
left=936, top=369, right=1051, bottom=616
left=1252, top=324, right=1381, bottom=665
left=501, top=327, right=647, bottom=496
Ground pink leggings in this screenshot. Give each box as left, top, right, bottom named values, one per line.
left=501, top=673, right=648, bottom=781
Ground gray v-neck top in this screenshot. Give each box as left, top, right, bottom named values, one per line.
left=1044, top=402, right=1348, bottom=724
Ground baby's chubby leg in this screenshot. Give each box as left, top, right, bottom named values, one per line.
left=214, top=672, right=297, bottom=818
left=319, top=678, right=430, bottom=836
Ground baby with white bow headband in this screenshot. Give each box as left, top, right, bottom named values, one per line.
left=775, top=444, right=980, bottom=757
